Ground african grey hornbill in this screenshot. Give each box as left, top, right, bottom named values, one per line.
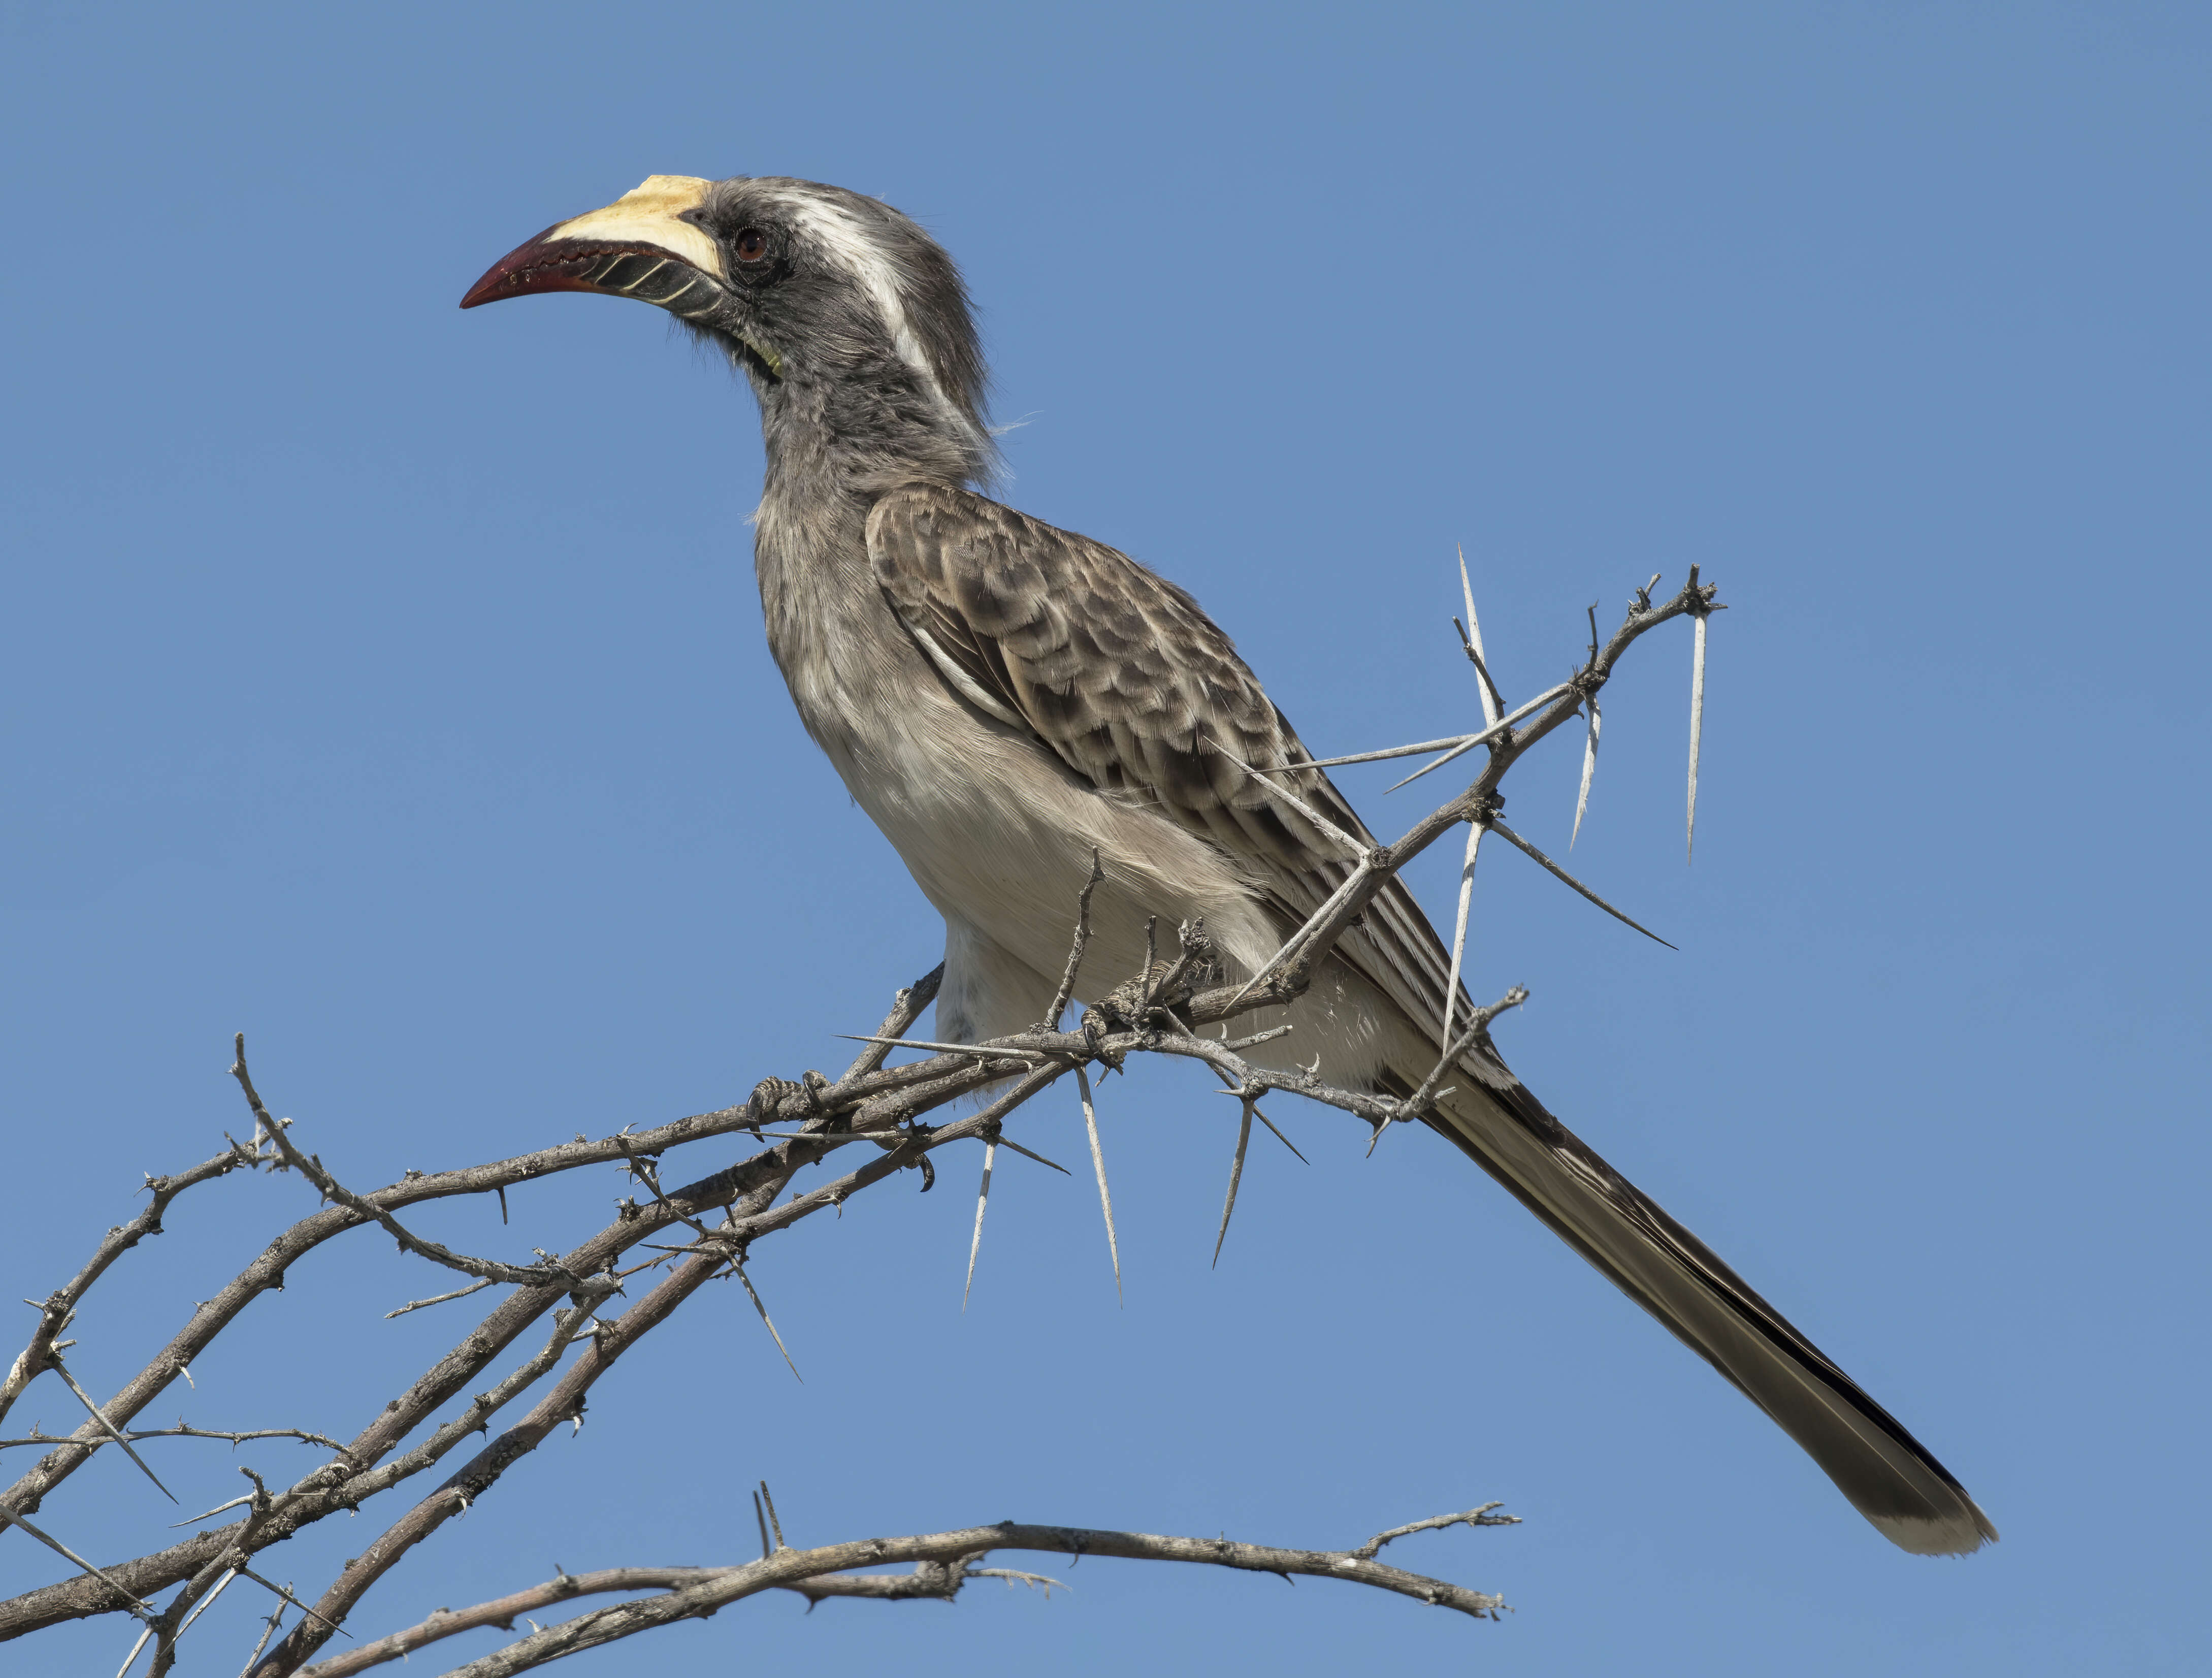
left=462, top=175, right=1995, bottom=1555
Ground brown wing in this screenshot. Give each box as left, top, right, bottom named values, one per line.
left=866, top=480, right=1462, bottom=1040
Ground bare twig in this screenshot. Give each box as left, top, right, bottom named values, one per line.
left=1, top=1141, right=255, bottom=1430
left=1402, top=989, right=1532, bottom=1121
left=232, top=1038, right=582, bottom=1292
left=1352, top=1503, right=1520, bottom=1560
left=0, top=1424, right=348, bottom=1459
left=291, top=1549, right=1071, bottom=1678
left=236, top=1599, right=287, bottom=1678
left=320, top=1511, right=1509, bottom=1676
left=1046, top=849, right=1106, bottom=1026
left=382, top=1280, right=493, bottom=1320
left=837, top=1036, right=1050, bottom=1063
left=840, top=965, right=947, bottom=1081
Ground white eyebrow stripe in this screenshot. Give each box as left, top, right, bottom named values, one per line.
left=773, top=193, right=987, bottom=456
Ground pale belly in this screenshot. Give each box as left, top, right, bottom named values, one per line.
left=804, top=669, right=1407, bottom=1089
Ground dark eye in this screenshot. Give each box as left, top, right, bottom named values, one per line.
left=734, top=228, right=768, bottom=264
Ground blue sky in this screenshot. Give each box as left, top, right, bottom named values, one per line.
left=2, top=2, right=2206, bottom=1673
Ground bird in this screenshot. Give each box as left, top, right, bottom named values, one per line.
left=462, top=174, right=1996, bottom=1555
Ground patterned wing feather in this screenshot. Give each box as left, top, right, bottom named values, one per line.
left=866, top=482, right=1462, bottom=1032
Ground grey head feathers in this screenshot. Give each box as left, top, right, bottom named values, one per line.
left=690, top=177, right=999, bottom=490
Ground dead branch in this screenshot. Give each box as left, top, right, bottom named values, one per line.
left=0, top=567, right=1711, bottom=1676
left=0, top=1141, right=257, bottom=1429
left=298, top=1508, right=1512, bottom=1677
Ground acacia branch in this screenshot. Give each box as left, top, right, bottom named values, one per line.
left=232, top=1038, right=589, bottom=1293
left=0, top=1141, right=256, bottom=1429
left=244, top=1064, right=1070, bottom=1675
left=0, top=570, right=1709, bottom=1673
left=302, top=1511, right=1510, bottom=1677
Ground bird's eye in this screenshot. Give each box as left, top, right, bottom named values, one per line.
left=734, top=228, right=768, bottom=264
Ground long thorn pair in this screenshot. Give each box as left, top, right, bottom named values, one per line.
left=962, top=1075, right=1119, bottom=1307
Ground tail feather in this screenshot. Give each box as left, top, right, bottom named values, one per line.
left=1421, top=1060, right=1997, bottom=1555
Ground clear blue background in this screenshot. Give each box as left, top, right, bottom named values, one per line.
left=3, top=3, right=2205, bottom=1673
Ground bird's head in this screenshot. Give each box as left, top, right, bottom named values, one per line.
left=463, top=174, right=996, bottom=486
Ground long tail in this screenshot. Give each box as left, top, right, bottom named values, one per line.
left=1420, top=1056, right=1997, bottom=1555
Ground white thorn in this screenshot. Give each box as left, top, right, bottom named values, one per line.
left=1384, top=684, right=1572, bottom=793
left=736, top=1266, right=802, bottom=1382
left=1227, top=862, right=1372, bottom=1007
left=1442, top=820, right=1483, bottom=1057
left=1571, top=698, right=1601, bottom=851
left=1216, top=746, right=1367, bottom=859
left=962, top=1141, right=996, bottom=1312
left=1212, top=1100, right=1254, bottom=1268
left=1459, top=545, right=1502, bottom=728
left=1076, top=1069, right=1121, bottom=1304
left=1688, top=611, right=1708, bottom=862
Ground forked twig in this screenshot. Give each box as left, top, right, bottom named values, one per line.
left=1352, top=1502, right=1520, bottom=1560
left=1402, top=988, right=1531, bottom=1118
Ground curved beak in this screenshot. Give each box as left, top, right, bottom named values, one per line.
left=460, top=175, right=726, bottom=316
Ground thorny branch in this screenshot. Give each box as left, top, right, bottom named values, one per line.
left=296, top=1508, right=1511, bottom=1678
left=0, top=564, right=1714, bottom=1675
